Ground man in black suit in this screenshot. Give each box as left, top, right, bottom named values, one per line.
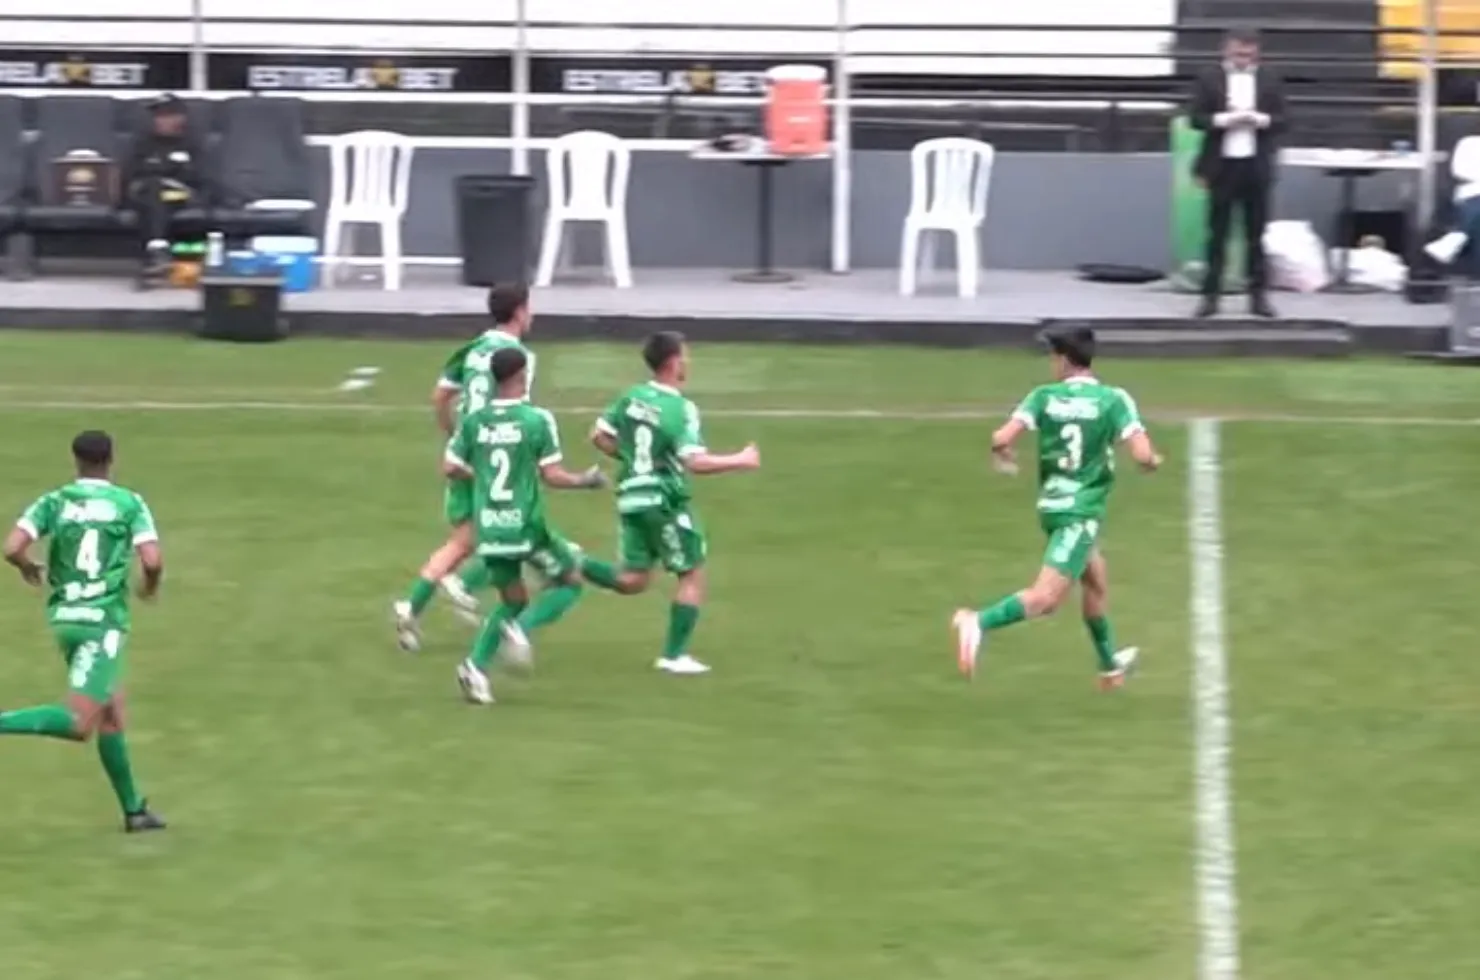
left=1189, top=27, right=1286, bottom=319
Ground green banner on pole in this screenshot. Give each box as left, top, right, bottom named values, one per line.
left=1169, top=115, right=1245, bottom=294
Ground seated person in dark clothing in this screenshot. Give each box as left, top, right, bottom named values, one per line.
left=127, top=94, right=206, bottom=277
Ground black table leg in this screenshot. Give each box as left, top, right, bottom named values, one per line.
left=1326, top=169, right=1377, bottom=294
left=734, top=161, right=793, bottom=284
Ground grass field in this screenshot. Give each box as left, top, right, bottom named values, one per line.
left=0, top=332, right=1476, bottom=980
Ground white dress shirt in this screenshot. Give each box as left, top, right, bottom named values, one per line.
left=1218, top=68, right=1259, bottom=159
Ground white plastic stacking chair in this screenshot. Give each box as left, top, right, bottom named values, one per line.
left=899, top=137, right=995, bottom=298
left=322, top=130, right=415, bottom=290
left=535, top=131, right=632, bottom=289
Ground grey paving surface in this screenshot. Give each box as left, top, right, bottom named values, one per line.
left=0, top=267, right=1452, bottom=329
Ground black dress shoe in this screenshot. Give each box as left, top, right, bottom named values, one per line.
left=1193, top=296, right=1219, bottom=319
left=1249, top=294, right=1277, bottom=319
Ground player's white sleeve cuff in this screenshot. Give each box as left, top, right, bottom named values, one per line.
left=539, top=452, right=563, bottom=466
left=1010, top=410, right=1037, bottom=430
left=435, top=377, right=461, bottom=391
left=132, top=530, right=159, bottom=546
left=594, top=418, right=617, bottom=435
left=14, top=519, right=37, bottom=541
left=677, top=445, right=706, bottom=458
left=443, top=450, right=472, bottom=472
left=1119, top=422, right=1145, bottom=441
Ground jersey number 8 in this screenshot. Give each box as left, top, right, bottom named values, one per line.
left=633, top=424, right=655, bottom=476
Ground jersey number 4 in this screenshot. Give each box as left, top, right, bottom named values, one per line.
left=76, top=528, right=102, bottom=578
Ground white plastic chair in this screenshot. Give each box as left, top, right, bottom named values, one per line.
left=322, top=130, right=415, bottom=291
left=899, top=138, right=995, bottom=298
left=535, top=131, right=632, bottom=289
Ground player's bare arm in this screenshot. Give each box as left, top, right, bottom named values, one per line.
left=433, top=384, right=460, bottom=436
left=441, top=456, right=473, bottom=480
left=2, top=525, right=43, bottom=586
left=682, top=443, right=761, bottom=475
left=1124, top=429, right=1164, bottom=472
left=540, top=462, right=609, bottom=491
left=136, top=540, right=163, bottom=600
left=590, top=427, right=620, bottom=459
left=990, top=418, right=1027, bottom=475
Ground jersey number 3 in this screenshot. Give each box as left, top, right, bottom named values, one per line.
left=1059, top=423, right=1084, bottom=473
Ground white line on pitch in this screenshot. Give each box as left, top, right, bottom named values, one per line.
left=1188, top=418, right=1240, bottom=980
left=0, top=397, right=1478, bottom=427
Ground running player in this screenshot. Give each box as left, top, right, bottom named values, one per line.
left=578, top=331, right=761, bottom=675
left=445, top=347, right=606, bottom=704
left=952, top=325, right=1163, bottom=690
left=394, top=283, right=536, bottom=649
left=0, top=430, right=166, bottom=832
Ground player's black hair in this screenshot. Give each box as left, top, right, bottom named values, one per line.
left=71, top=430, right=114, bottom=468
left=487, top=283, right=530, bottom=325
left=490, top=345, right=528, bottom=384
left=642, top=330, right=686, bottom=373
left=1043, top=325, right=1096, bottom=368
left=1224, top=24, right=1260, bottom=47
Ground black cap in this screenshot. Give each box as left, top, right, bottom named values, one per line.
left=147, top=93, right=185, bottom=114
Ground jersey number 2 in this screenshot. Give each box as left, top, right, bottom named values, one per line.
left=1059, top=423, right=1084, bottom=473
left=487, top=448, right=514, bottom=502
left=633, top=425, right=655, bottom=476
left=76, top=528, right=102, bottom=578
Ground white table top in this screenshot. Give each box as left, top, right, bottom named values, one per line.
left=1280, top=148, right=1432, bottom=171
left=689, top=140, right=831, bottom=163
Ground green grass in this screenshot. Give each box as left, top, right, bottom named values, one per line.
left=0, top=332, right=1474, bottom=979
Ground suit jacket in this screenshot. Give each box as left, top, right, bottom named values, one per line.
left=1188, top=66, right=1286, bottom=184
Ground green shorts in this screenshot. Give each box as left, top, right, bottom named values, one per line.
left=619, top=507, right=706, bottom=575
left=1041, top=517, right=1102, bottom=579
left=480, top=525, right=581, bottom=589
left=52, top=624, right=128, bottom=703
left=443, top=480, right=474, bottom=527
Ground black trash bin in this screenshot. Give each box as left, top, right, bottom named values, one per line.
left=456, top=174, right=535, bottom=287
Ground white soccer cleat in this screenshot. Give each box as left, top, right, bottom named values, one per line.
left=1426, top=231, right=1468, bottom=265
left=952, top=609, right=983, bottom=678
left=1098, top=646, right=1140, bottom=691
left=655, top=654, right=710, bottom=675
left=500, top=619, right=534, bottom=671
left=456, top=659, right=495, bottom=704
left=392, top=600, right=421, bottom=653
left=439, top=575, right=481, bottom=626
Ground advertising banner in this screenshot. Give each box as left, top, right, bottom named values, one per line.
left=0, top=48, right=189, bottom=89
left=530, top=57, right=829, bottom=97
left=208, top=52, right=512, bottom=93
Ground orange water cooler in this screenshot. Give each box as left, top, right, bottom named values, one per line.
left=764, top=65, right=828, bottom=155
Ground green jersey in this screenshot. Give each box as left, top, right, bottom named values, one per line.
left=15, top=478, right=158, bottom=630
left=437, top=329, right=535, bottom=418
left=1010, top=375, right=1144, bottom=522
left=445, top=399, right=563, bottom=556
left=595, top=381, right=705, bottom=514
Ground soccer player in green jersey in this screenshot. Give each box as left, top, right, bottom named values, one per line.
left=443, top=346, right=606, bottom=704
left=578, top=331, right=761, bottom=675
left=0, top=431, right=166, bottom=833
left=394, top=284, right=537, bottom=649
left=952, top=326, right=1163, bottom=690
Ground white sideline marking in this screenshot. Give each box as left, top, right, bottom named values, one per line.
left=0, top=397, right=1477, bottom=427
left=1188, top=419, right=1240, bottom=980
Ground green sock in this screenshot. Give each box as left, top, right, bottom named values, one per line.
left=406, top=577, right=437, bottom=616
left=517, top=584, right=584, bottom=633
left=580, top=556, right=622, bottom=592
left=470, top=603, right=515, bottom=671
left=97, top=732, right=143, bottom=815
left=0, top=704, right=77, bottom=740
left=459, top=560, right=493, bottom=593
left=978, top=595, right=1027, bottom=632
left=661, top=603, right=700, bottom=660
left=1085, top=615, right=1117, bottom=672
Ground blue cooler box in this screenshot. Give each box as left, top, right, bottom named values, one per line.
left=250, top=236, right=319, bottom=293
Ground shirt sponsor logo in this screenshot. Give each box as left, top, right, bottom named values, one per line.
left=61, top=499, right=118, bottom=524
left=480, top=507, right=525, bottom=528
left=54, top=605, right=106, bottom=623
left=477, top=422, right=524, bottom=446
left=1045, top=397, right=1101, bottom=422
left=624, top=402, right=662, bottom=425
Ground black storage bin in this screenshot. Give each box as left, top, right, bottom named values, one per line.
left=456, top=174, right=535, bottom=287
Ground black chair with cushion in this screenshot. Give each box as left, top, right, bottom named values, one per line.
left=25, top=96, right=133, bottom=234
left=211, top=97, right=316, bottom=237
